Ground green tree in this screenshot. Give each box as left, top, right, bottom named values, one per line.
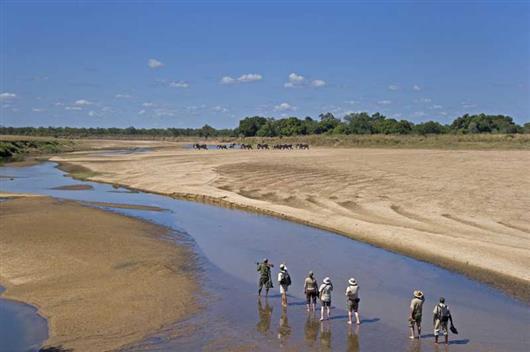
left=238, top=116, right=267, bottom=137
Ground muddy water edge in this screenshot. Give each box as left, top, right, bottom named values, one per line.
left=0, top=162, right=529, bottom=352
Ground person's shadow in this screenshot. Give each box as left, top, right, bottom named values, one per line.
left=449, top=339, right=470, bottom=345
left=256, top=297, right=273, bottom=335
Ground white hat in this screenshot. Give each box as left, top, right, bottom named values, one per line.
left=348, top=278, right=357, bottom=286
left=323, top=277, right=331, bottom=284
left=280, top=263, right=286, bottom=270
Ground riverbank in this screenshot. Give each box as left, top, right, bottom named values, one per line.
left=0, top=195, right=200, bottom=352
left=50, top=144, right=530, bottom=302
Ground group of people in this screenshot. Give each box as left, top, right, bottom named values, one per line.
left=257, top=259, right=457, bottom=344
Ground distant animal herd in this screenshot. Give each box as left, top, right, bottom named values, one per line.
left=192, top=143, right=310, bottom=150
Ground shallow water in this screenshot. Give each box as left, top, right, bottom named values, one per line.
left=1, top=162, right=529, bottom=351
left=0, top=288, right=48, bottom=352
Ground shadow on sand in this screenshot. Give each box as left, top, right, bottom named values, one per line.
left=40, top=347, right=73, bottom=352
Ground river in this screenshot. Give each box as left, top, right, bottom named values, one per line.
left=0, top=161, right=528, bottom=351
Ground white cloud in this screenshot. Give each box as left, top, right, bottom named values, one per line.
left=284, top=73, right=326, bottom=88
left=289, top=72, right=305, bottom=83
left=220, top=73, right=263, bottom=84
left=55, top=102, right=64, bottom=106
left=412, top=84, right=421, bottom=91
left=0, top=92, right=16, bottom=100
left=88, top=110, right=98, bottom=117
left=462, top=102, right=477, bottom=109
left=169, top=81, right=189, bottom=88
left=142, top=102, right=154, bottom=107
left=138, top=110, right=146, bottom=115
left=32, top=108, right=45, bottom=112
left=274, top=102, right=297, bottom=112
left=284, top=72, right=305, bottom=88
left=413, top=111, right=426, bottom=117
left=65, top=106, right=82, bottom=111
left=213, top=105, right=229, bottom=113
left=311, top=79, right=326, bottom=87
left=345, top=100, right=358, bottom=105
left=418, top=98, right=432, bottom=103
left=387, top=85, right=399, bottom=91
left=432, top=104, right=443, bottom=110
left=377, top=100, right=392, bottom=105
left=148, top=58, right=164, bottom=69
left=74, top=99, right=92, bottom=106
left=238, top=73, right=262, bottom=82
left=115, top=94, right=132, bottom=99
left=220, top=76, right=236, bottom=84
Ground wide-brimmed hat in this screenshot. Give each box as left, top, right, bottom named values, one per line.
left=413, top=290, right=424, bottom=299
left=280, top=264, right=286, bottom=270
left=348, top=278, right=358, bottom=286
left=323, top=277, right=331, bottom=284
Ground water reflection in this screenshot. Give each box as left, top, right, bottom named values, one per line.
left=346, top=324, right=360, bottom=352
left=304, top=312, right=320, bottom=348
left=277, top=306, right=292, bottom=347
left=320, top=321, right=332, bottom=351
left=256, top=298, right=273, bottom=336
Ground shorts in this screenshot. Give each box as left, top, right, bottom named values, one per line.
left=280, top=284, right=289, bottom=294
left=409, top=316, right=422, bottom=328
left=434, top=319, right=448, bottom=336
left=347, top=298, right=359, bottom=312
left=321, top=300, right=331, bottom=307
left=306, top=291, right=317, bottom=304
left=258, top=277, right=272, bottom=289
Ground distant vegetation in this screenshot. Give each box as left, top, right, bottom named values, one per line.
left=0, top=137, right=76, bottom=162
left=1, top=113, right=528, bottom=139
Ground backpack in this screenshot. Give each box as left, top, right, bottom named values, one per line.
left=280, top=271, right=291, bottom=286
left=437, top=304, right=450, bottom=322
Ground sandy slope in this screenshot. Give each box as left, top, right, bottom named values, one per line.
left=0, top=196, right=199, bottom=352
left=51, top=145, right=530, bottom=299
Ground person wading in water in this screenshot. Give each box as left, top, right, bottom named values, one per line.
left=257, top=258, right=274, bottom=296
left=433, top=297, right=453, bottom=344
left=278, top=264, right=291, bottom=307
left=409, top=290, right=424, bottom=339
left=304, top=271, right=318, bottom=312
left=319, top=277, right=333, bottom=321
left=345, top=278, right=361, bottom=325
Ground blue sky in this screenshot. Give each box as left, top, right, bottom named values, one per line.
left=1, top=1, right=529, bottom=128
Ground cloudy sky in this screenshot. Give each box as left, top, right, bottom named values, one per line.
left=1, top=1, right=529, bottom=128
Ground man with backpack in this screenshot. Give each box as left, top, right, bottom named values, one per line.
left=319, top=277, right=333, bottom=321
left=345, top=278, right=360, bottom=325
left=257, top=258, right=274, bottom=297
left=278, top=264, right=291, bottom=307
left=433, top=297, right=453, bottom=344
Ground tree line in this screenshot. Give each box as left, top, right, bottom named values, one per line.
left=1, top=113, right=528, bottom=138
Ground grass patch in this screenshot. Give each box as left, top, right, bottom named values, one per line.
left=55, top=162, right=99, bottom=181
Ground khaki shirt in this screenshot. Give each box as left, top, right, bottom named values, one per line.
left=410, top=297, right=424, bottom=318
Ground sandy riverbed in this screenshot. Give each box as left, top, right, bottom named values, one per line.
left=0, top=195, right=199, bottom=351
left=51, top=144, right=530, bottom=300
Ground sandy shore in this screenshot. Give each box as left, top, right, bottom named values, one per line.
left=0, top=195, right=199, bottom=352
left=51, top=145, right=530, bottom=300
